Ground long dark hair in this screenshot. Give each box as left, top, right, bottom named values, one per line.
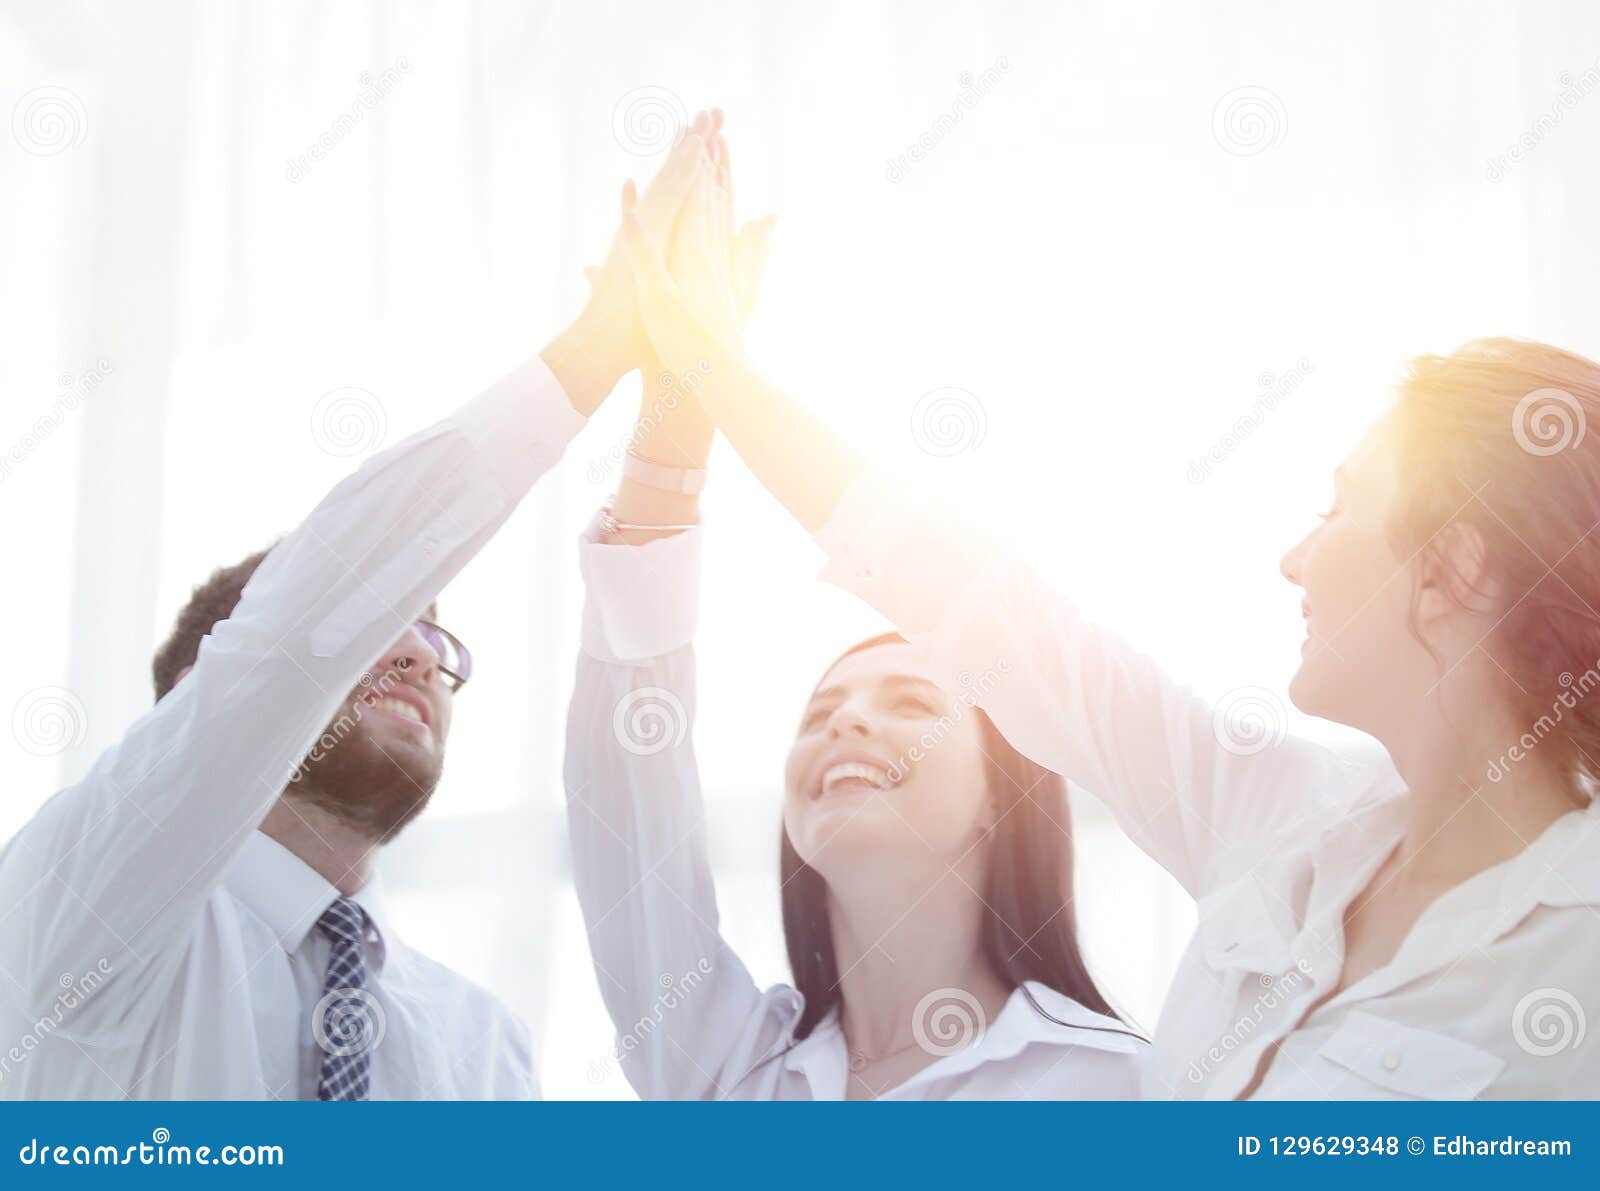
left=780, top=633, right=1131, bottom=1040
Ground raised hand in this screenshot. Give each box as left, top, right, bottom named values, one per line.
left=582, top=111, right=714, bottom=373
left=605, top=112, right=777, bottom=533
left=540, top=114, right=710, bottom=416
left=616, top=114, right=863, bottom=534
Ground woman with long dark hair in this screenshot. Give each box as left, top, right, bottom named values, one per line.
left=567, top=618, right=1143, bottom=1099
left=562, top=114, right=1144, bottom=1101
left=607, top=121, right=1600, bottom=1100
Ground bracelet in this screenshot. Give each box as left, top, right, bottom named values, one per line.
left=598, top=498, right=699, bottom=538
left=623, top=451, right=708, bottom=495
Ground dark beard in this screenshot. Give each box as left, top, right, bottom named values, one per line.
left=287, top=705, right=444, bottom=843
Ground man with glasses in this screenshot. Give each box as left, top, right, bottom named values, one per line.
left=0, top=114, right=723, bottom=1101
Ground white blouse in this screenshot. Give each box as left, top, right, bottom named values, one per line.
left=563, top=523, right=1148, bottom=1100
left=809, top=471, right=1600, bottom=1100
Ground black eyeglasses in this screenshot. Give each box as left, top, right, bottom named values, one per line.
left=415, top=619, right=472, bottom=692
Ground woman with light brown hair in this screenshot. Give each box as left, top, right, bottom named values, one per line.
left=607, top=121, right=1600, bottom=1098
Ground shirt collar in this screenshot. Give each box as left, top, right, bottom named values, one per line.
left=224, top=832, right=394, bottom=971
left=1325, top=794, right=1600, bottom=1008
left=1507, top=795, right=1600, bottom=912
left=782, top=981, right=1144, bottom=1091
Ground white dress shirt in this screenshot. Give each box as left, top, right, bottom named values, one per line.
left=809, top=471, right=1600, bottom=1100
left=0, top=355, right=584, bottom=1099
left=563, top=523, right=1148, bottom=1100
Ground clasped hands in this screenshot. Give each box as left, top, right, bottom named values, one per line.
left=574, top=108, right=774, bottom=443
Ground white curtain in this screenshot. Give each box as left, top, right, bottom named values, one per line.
left=4, top=0, right=1598, bottom=1098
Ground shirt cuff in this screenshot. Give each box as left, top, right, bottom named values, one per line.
left=455, top=354, right=588, bottom=504
left=579, top=517, right=703, bottom=662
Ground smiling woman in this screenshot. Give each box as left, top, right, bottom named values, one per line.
left=565, top=544, right=1149, bottom=1101
left=779, top=633, right=1127, bottom=1058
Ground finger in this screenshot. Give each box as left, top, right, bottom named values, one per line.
left=619, top=180, right=682, bottom=302
left=681, top=165, right=714, bottom=261
left=713, top=136, right=733, bottom=240
left=709, top=107, right=724, bottom=133
left=641, top=135, right=706, bottom=239
left=732, top=217, right=773, bottom=316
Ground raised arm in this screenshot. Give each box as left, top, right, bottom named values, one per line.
left=613, top=125, right=1385, bottom=899
left=0, top=344, right=592, bottom=1025
left=0, top=133, right=717, bottom=1025
left=563, top=138, right=800, bottom=1100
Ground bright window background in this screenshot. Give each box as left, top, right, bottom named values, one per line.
left=4, top=0, right=1599, bottom=1099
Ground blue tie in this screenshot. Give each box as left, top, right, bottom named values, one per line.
left=313, top=897, right=381, bottom=1101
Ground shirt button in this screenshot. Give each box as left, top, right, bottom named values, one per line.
left=1382, top=1054, right=1400, bottom=1071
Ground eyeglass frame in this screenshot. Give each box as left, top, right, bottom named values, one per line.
left=414, top=618, right=472, bottom=692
